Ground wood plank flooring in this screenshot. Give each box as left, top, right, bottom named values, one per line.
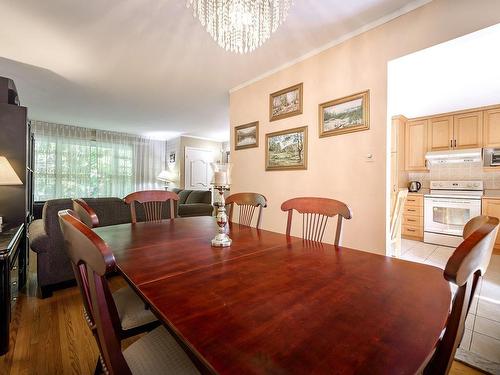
left=0, top=252, right=488, bottom=374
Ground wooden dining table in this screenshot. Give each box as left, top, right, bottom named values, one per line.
left=95, top=216, right=452, bottom=375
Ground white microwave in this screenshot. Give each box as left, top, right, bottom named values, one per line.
left=484, top=148, right=500, bottom=166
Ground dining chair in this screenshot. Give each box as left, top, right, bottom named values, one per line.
left=225, top=192, right=267, bottom=228
left=422, top=215, right=499, bottom=375
left=73, top=198, right=100, bottom=228
left=389, top=188, right=409, bottom=257
left=58, top=209, right=199, bottom=375
left=280, top=197, right=352, bottom=244
left=123, top=190, right=179, bottom=223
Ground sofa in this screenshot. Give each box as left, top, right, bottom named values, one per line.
left=29, top=190, right=213, bottom=298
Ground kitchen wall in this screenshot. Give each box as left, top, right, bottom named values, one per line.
left=409, top=163, right=500, bottom=190
left=229, top=0, right=500, bottom=254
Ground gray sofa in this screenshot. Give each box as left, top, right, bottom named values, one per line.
left=29, top=190, right=213, bottom=298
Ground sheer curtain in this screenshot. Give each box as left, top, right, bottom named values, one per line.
left=32, top=121, right=166, bottom=200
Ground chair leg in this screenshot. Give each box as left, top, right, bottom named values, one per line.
left=38, top=285, right=53, bottom=299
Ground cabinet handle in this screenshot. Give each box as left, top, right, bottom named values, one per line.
left=407, top=208, right=416, bottom=212
left=407, top=228, right=416, bottom=232
left=454, top=139, right=457, bottom=147
left=12, top=297, right=17, bottom=302
left=407, top=219, right=416, bottom=222
left=450, top=140, right=453, bottom=148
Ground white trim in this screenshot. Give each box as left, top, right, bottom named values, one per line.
left=181, top=134, right=226, bottom=143
left=229, top=0, right=432, bottom=93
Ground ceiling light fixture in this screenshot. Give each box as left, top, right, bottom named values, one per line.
left=187, top=0, right=293, bottom=54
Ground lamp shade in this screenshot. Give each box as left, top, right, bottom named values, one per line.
left=157, top=169, right=176, bottom=183
left=0, top=156, right=22, bottom=185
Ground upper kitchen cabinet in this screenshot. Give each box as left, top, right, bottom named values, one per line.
left=405, top=119, right=428, bottom=171
left=428, top=116, right=453, bottom=151
left=484, top=106, right=500, bottom=147
left=453, top=111, right=483, bottom=149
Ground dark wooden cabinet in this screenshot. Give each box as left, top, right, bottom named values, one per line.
left=0, top=225, right=24, bottom=355
left=0, top=77, right=33, bottom=355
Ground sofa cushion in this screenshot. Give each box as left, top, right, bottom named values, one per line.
left=185, top=190, right=211, bottom=204
left=178, top=203, right=213, bottom=217
left=82, top=198, right=132, bottom=226
left=177, top=190, right=192, bottom=205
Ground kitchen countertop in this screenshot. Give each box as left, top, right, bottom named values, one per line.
left=406, top=188, right=429, bottom=195
left=483, top=190, right=500, bottom=199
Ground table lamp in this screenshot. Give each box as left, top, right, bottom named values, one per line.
left=0, top=156, right=23, bottom=226
left=157, top=169, right=177, bottom=190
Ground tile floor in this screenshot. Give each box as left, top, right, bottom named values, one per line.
left=400, top=240, right=500, bottom=370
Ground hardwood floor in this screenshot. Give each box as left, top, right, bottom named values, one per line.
left=0, top=252, right=488, bottom=374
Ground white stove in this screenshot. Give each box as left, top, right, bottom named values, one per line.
left=423, top=181, right=483, bottom=247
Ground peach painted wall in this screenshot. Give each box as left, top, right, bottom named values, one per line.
left=229, top=0, right=500, bottom=254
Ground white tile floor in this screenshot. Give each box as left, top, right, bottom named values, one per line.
left=400, top=239, right=500, bottom=368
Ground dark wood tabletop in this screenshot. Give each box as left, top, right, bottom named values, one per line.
left=95, top=216, right=452, bottom=374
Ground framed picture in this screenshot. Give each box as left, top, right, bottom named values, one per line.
left=234, top=121, right=259, bottom=150
left=169, top=152, right=176, bottom=163
left=319, top=90, right=370, bottom=138
left=269, top=83, right=303, bottom=122
left=265, top=126, right=307, bottom=171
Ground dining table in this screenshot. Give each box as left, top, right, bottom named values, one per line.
left=94, top=216, right=452, bottom=375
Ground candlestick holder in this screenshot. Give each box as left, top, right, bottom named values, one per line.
left=211, top=184, right=231, bottom=247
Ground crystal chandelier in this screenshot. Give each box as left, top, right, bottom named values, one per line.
left=187, top=0, right=293, bottom=54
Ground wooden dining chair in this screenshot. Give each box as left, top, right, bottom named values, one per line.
left=280, top=197, right=352, bottom=244
left=123, top=190, right=179, bottom=223
left=73, top=198, right=100, bottom=228
left=389, top=189, right=408, bottom=257
left=58, top=209, right=199, bottom=375
left=422, top=215, right=499, bottom=375
left=225, top=192, right=267, bottom=228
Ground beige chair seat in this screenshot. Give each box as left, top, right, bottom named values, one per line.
left=112, top=286, right=157, bottom=330
left=123, top=326, right=200, bottom=375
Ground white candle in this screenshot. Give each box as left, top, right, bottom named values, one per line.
left=214, top=171, right=227, bottom=186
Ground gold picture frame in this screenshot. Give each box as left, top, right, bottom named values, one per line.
left=265, top=126, right=308, bottom=171
left=269, top=83, right=303, bottom=122
left=319, top=90, right=370, bottom=138
left=234, top=121, right=259, bottom=150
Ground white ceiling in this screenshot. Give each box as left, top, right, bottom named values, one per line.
left=0, top=0, right=423, bottom=141
left=388, top=22, right=500, bottom=118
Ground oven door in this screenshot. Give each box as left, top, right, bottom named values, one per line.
left=424, top=197, right=482, bottom=236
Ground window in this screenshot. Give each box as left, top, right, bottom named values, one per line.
left=34, top=136, right=135, bottom=200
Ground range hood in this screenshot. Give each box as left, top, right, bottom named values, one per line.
left=425, top=148, right=482, bottom=165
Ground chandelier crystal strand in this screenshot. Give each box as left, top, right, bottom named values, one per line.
left=187, top=0, right=293, bottom=54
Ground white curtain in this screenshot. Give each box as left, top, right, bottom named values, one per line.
left=32, top=121, right=166, bottom=200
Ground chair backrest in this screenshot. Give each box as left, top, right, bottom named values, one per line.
left=389, top=189, right=408, bottom=257
left=280, top=197, right=352, bottom=245
left=73, top=198, right=100, bottom=228
left=424, top=215, right=499, bottom=375
left=123, top=190, right=179, bottom=224
left=225, top=192, right=267, bottom=228
left=58, top=209, right=131, bottom=375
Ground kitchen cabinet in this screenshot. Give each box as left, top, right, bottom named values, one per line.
left=454, top=111, right=483, bottom=149
left=427, top=113, right=483, bottom=151
left=402, top=193, right=423, bottom=240
left=482, top=198, right=500, bottom=254
left=428, top=116, right=453, bottom=151
left=404, top=119, right=428, bottom=171
left=484, top=107, right=500, bottom=147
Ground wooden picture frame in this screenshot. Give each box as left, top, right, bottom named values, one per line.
left=319, top=90, right=370, bottom=138
left=269, top=83, right=303, bottom=122
left=234, top=121, right=259, bottom=150
left=265, top=126, right=307, bottom=171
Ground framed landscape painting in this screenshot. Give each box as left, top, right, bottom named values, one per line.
left=265, top=126, right=307, bottom=171
left=269, top=83, right=303, bottom=122
left=234, top=121, right=259, bottom=150
left=319, top=90, right=370, bottom=137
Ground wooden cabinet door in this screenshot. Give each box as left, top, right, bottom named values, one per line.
left=484, top=107, right=500, bottom=147
left=453, top=111, right=483, bottom=149
left=482, top=198, right=500, bottom=253
left=428, top=116, right=453, bottom=151
left=405, top=119, right=428, bottom=171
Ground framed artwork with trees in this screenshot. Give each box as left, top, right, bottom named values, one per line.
left=265, top=126, right=307, bottom=171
